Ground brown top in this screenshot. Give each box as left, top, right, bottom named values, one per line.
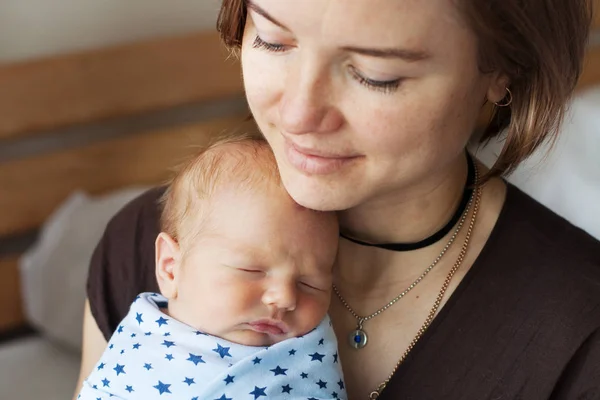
left=87, top=183, right=600, bottom=399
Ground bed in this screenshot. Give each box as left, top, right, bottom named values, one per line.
left=0, top=7, right=599, bottom=400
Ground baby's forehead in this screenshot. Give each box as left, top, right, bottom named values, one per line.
left=193, top=210, right=335, bottom=265
left=197, top=236, right=331, bottom=268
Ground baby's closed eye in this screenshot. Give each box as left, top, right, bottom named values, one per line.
left=298, top=275, right=331, bottom=292
left=299, top=281, right=324, bottom=291
left=222, top=263, right=266, bottom=278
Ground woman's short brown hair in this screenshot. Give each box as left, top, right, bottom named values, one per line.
left=217, top=0, right=594, bottom=178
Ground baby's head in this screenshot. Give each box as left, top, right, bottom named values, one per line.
left=156, top=135, right=339, bottom=346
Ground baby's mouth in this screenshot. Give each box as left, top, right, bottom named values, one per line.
left=248, top=319, right=289, bottom=335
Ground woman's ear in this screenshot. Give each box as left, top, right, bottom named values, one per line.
left=486, top=72, right=511, bottom=104
left=155, top=232, right=181, bottom=300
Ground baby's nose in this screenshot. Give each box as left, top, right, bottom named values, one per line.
left=262, top=280, right=297, bottom=312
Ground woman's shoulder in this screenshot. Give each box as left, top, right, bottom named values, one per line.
left=392, top=183, right=600, bottom=400
left=485, top=182, right=600, bottom=323
left=104, top=186, right=166, bottom=233
left=500, top=182, right=600, bottom=267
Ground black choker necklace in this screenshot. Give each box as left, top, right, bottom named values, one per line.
left=339, top=152, right=476, bottom=252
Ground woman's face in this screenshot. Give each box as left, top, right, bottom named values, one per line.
left=241, top=0, right=506, bottom=211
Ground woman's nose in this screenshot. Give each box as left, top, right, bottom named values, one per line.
left=278, top=56, right=343, bottom=136
left=262, top=280, right=297, bottom=313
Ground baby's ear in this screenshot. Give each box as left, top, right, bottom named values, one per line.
left=155, top=232, right=181, bottom=299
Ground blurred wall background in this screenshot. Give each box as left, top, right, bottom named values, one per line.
left=0, top=3, right=231, bottom=399
left=0, top=0, right=220, bottom=62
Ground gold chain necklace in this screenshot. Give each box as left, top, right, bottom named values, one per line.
left=368, top=182, right=482, bottom=399
left=333, top=167, right=478, bottom=350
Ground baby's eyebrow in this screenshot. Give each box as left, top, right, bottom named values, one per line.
left=219, top=244, right=264, bottom=263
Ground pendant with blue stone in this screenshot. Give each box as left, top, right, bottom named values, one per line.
left=349, top=322, right=368, bottom=349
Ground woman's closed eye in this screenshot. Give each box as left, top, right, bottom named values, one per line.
left=252, top=33, right=402, bottom=94
left=348, top=65, right=402, bottom=94
left=252, top=35, right=289, bottom=53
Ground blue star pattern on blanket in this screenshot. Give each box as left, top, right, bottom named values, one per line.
left=183, top=377, right=196, bottom=386
left=270, top=365, right=288, bottom=376
left=213, top=343, right=232, bottom=359
left=250, top=386, right=268, bottom=399
left=113, top=364, right=126, bottom=376
left=153, top=381, right=171, bottom=395
left=77, top=292, right=346, bottom=399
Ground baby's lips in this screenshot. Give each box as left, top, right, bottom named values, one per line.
left=248, top=319, right=289, bottom=335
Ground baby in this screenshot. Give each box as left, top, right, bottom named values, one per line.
left=78, top=136, right=346, bottom=399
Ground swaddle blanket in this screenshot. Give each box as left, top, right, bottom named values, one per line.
left=79, top=292, right=347, bottom=399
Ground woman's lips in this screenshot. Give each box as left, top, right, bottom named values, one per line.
left=283, top=139, right=361, bottom=175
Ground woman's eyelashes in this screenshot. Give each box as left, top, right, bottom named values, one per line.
left=252, top=35, right=402, bottom=94
left=348, top=65, right=402, bottom=94
left=252, top=35, right=288, bottom=53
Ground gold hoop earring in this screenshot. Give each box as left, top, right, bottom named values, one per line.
left=494, top=88, right=513, bottom=107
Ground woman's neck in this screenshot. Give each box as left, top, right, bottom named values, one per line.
left=333, top=157, right=507, bottom=307
left=338, top=154, right=469, bottom=245
left=333, top=154, right=473, bottom=301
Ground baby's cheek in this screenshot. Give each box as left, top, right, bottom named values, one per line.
left=209, top=276, right=264, bottom=318
left=294, top=292, right=330, bottom=334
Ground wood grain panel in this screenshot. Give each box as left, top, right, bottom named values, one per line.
left=0, top=32, right=243, bottom=141
left=594, top=0, right=600, bottom=29
left=0, top=116, right=253, bottom=237
left=0, top=256, right=26, bottom=332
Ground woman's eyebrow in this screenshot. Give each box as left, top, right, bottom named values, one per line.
left=246, top=0, right=430, bottom=62
left=246, top=0, right=291, bottom=31
left=341, top=45, right=431, bottom=62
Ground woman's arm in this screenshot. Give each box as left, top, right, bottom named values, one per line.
left=72, top=299, right=107, bottom=400
left=74, top=187, right=164, bottom=399
left=550, top=328, right=600, bottom=399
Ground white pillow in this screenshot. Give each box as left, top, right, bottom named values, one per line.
left=19, top=187, right=148, bottom=351
left=475, top=86, right=600, bottom=240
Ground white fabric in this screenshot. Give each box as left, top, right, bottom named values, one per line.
left=79, top=293, right=347, bottom=400
left=475, top=86, right=600, bottom=240
left=19, top=187, right=148, bottom=351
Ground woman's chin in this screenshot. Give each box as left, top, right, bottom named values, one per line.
left=279, top=168, right=362, bottom=212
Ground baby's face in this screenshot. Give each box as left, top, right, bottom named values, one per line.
left=168, top=184, right=339, bottom=346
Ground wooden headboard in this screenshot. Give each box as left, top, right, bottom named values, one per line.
left=1, top=10, right=600, bottom=334
left=0, top=31, right=249, bottom=334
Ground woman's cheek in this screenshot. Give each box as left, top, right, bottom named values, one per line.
left=242, top=51, right=285, bottom=111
